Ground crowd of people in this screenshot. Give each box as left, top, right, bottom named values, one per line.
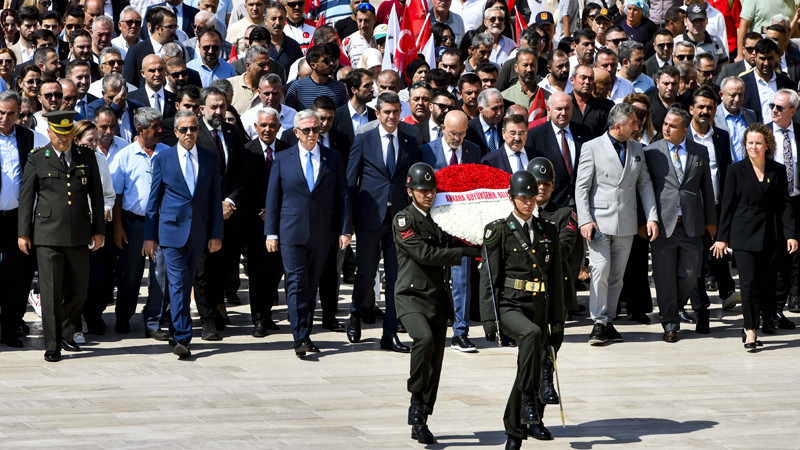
left=1, top=0, right=800, bottom=446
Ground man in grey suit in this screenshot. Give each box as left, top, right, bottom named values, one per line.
left=575, top=103, right=659, bottom=345
left=644, top=106, right=717, bottom=343
left=714, top=77, right=758, bottom=163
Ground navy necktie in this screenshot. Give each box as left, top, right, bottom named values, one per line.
left=386, top=134, right=396, bottom=175
left=617, top=142, right=626, bottom=166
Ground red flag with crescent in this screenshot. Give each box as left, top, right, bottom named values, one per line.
left=395, top=0, right=433, bottom=73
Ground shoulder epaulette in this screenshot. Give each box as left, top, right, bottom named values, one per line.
left=30, top=145, right=45, bottom=154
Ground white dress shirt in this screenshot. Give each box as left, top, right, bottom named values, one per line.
left=203, top=117, right=229, bottom=165
left=241, top=104, right=297, bottom=139
left=428, top=120, right=442, bottom=143
left=150, top=36, right=165, bottom=57
left=440, top=137, right=462, bottom=165
left=755, top=72, right=778, bottom=124
left=512, top=211, right=534, bottom=241
left=379, top=125, right=399, bottom=166
left=178, top=144, right=199, bottom=190
left=505, top=143, right=529, bottom=172
left=772, top=122, right=800, bottom=196
left=551, top=122, right=576, bottom=168
left=691, top=124, right=719, bottom=203
left=145, top=85, right=167, bottom=114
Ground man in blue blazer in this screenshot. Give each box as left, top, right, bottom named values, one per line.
left=265, top=109, right=353, bottom=357
left=143, top=111, right=224, bottom=359
left=345, top=91, right=422, bottom=352
left=420, top=110, right=482, bottom=352
left=86, top=73, right=146, bottom=141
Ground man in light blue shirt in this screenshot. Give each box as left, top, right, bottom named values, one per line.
left=109, top=107, right=171, bottom=340
left=714, top=77, right=757, bottom=162
left=187, top=29, right=236, bottom=87
left=618, top=40, right=655, bottom=93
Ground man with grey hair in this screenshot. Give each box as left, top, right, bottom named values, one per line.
left=265, top=108, right=352, bottom=357
left=465, top=33, right=495, bottom=74
left=184, top=10, right=233, bottom=61
left=90, top=15, right=114, bottom=62
left=109, top=107, right=170, bottom=340
left=240, top=73, right=296, bottom=139
left=227, top=45, right=273, bottom=114
left=483, top=7, right=515, bottom=66
left=87, top=73, right=146, bottom=141
left=618, top=40, right=655, bottom=93
left=575, top=102, right=659, bottom=345
left=714, top=77, right=757, bottom=161
left=88, top=46, right=137, bottom=99
left=243, top=107, right=289, bottom=336
left=466, top=87, right=505, bottom=156
left=111, top=6, right=142, bottom=59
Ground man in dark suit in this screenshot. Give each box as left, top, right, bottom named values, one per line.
left=345, top=91, right=422, bottom=353
left=0, top=91, right=44, bottom=348
left=648, top=65, right=682, bottom=130
left=570, top=64, right=614, bottom=138
left=466, top=88, right=505, bottom=156
left=141, top=0, right=200, bottom=40
left=243, top=107, right=288, bottom=337
left=766, top=89, right=800, bottom=326
left=716, top=32, right=761, bottom=84
left=419, top=110, right=482, bottom=352
left=415, top=90, right=456, bottom=145
left=644, top=29, right=674, bottom=78
left=331, top=69, right=377, bottom=167
left=128, top=54, right=177, bottom=119
left=123, top=7, right=178, bottom=88
left=481, top=114, right=535, bottom=174
left=265, top=109, right=352, bottom=357
left=644, top=106, right=717, bottom=342
left=59, top=29, right=102, bottom=81
left=740, top=39, right=796, bottom=124
left=86, top=73, right=145, bottom=141
left=18, top=110, right=105, bottom=362
left=144, top=110, right=224, bottom=359
left=765, top=24, right=800, bottom=85
left=191, top=86, right=247, bottom=340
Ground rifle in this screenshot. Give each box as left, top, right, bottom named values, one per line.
left=482, top=244, right=501, bottom=348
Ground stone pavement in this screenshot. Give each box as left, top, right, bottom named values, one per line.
left=1, top=280, right=800, bottom=449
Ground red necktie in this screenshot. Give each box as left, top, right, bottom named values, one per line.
left=213, top=129, right=227, bottom=174
left=449, top=148, right=458, bottom=166
left=561, top=129, right=573, bottom=176
left=265, top=145, right=273, bottom=175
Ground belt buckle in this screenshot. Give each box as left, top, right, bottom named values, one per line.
left=525, top=281, right=535, bottom=292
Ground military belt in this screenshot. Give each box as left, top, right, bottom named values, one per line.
left=504, top=278, right=546, bottom=293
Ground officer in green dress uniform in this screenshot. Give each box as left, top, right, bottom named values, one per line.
left=393, top=162, right=482, bottom=445
left=480, top=170, right=564, bottom=449
left=527, top=157, right=578, bottom=440
left=17, top=110, right=105, bottom=363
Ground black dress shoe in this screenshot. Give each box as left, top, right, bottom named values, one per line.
left=294, top=338, right=310, bottom=356
left=0, top=335, right=23, bottom=348
left=201, top=322, right=221, bottom=341
left=605, top=323, right=623, bottom=342
left=411, top=425, right=435, bottom=444
left=115, top=320, right=131, bottom=333
left=225, top=292, right=241, bottom=305
left=408, top=394, right=425, bottom=425
left=678, top=310, right=696, bottom=324
left=252, top=321, right=268, bottom=338
left=264, top=319, right=280, bottom=331
left=520, top=393, right=540, bottom=425
left=762, top=318, right=777, bottom=334
left=501, top=336, right=518, bottom=347
left=696, top=309, right=710, bottom=334
left=145, top=329, right=170, bottom=341
left=17, top=322, right=30, bottom=337
left=588, top=323, right=607, bottom=345
left=631, top=312, right=651, bottom=324
left=505, top=435, right=523, bottom=450
left=173, top=339, right=191, bottom=358
left=663, top=330, right=678, bottom=343
left=44, top=351, right=61, bottom=362
left=306, top=339, right=320, bottom=353
left=61, top=338, right=81, bottom=352
left=321, top=318, right=345, bottom=332
left=529, top=422, right=553, bottom=440
left=380, top=334, right=410, bottom=353
left=705, top=278, right=718, bottom=291
left=776, top=314, right=796, bottom=329
left=346, top=314, right=361, bottom=343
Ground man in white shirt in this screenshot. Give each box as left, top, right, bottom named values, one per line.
left=502, top=114, right=530, bottom=172
left=618, top=41, right=655, bottom=93
left=111, top=6, right=143, bottom=59
left=89, top=47, right=137, bottom=99
left=240, top=73, right=296, bottom=139
left=595, top=48, right=634, bottom=103
left=538, top=49, right=573, bottom=94
left=484, top=6, right=515, bottom=67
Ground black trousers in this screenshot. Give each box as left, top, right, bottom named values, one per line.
left=195, top=215, right=242, bottom=324
left=773, top=195, right=800, bottom=310
left=36, top=245, right=90, bottom=352
left=618, top=235, right=653, bottom=316
left=0, top=210, right=34, bottom=339
left=244, top=217, right=283, bottom=324
left=84, top=221, right=117, bottom=327
left=689, top=205, right=736, bottom=310
left=500, top=299, right=546, bottom=440
left=734, top=249, right=777, bottom=330
left=400, top=311, right=447, bottom=416
left=317, top=244, right=343, bottom=323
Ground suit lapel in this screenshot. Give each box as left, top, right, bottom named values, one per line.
left=287, top=146, right=306, bottom=190
left=314, top=146, right=329, bottom=191
left=373, top=129, right=391, bottom=178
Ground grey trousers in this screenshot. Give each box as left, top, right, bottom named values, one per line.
left=588, top=234, right=634, bottom=325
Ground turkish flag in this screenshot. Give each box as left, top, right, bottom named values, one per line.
left=395, top=0, right=433, bottom=73
left=514, top=5, right=527, bottom=46
left=528, top=89, right=547, bottom=124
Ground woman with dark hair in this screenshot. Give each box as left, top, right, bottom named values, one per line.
left=712, top=123, right=798, bottom=351
left=432, top=22, right=456, bottom=49
left=581, top=2, right=603, bottom=29
left=0, top=48, right=16, bottom=87
left=1, top=9, right=19, bottom=49
left=224, top=103, right=248, bottom=142
left=16, top=63, right=40, bottom=112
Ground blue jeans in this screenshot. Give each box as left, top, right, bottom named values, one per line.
left=451, top=256, right=471, bottom=336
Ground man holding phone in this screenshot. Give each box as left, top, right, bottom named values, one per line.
left=575, top=103, right=659, bottom=346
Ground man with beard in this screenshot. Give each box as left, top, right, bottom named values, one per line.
left=402, top=82, right=432, bottom=125
left=285, top=43, right=347, bottom=111
left=32, top=47, right=59, bottom=81
left=129, top=55, right=177, bottom=120
left=61, top=29, right=102, bottom=81
left=502, top=48, right=548, bottom=110
left=438, top=49, right=464, bottom=96
left=192, top=86, right=247, bottom=341
left=187, top=29, right=237, bottom=87
left=648, top=65, right=682, bottom=130
left=11, top=6, right=38, bottom=65
left=458, top=74, right=481, bottom=119
left=415, top=90, right=456, bottom=145
left=465, top=33, right=494, bottom=74
left=484, top=7, right=516, bottom=67
left=740, top=39, right=794, bottom=123
left=595, top=48, right=634, bottom=103
left=165, top=58, right=193, bottom=94
left=570, top=64, right=613, bottom=137
left=538, top=49, right=572, bottom=94
left=332, top=69, right=376, bottom=166
left=241, top=74, right=296, bottom=139
left=33, top=80, right=64, bottom=137
left=619, top=41, right=656, bottom=93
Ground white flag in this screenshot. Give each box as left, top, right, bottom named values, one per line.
left=381, top=5, right=400, bottom=71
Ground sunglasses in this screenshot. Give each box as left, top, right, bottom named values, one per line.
left=62, top=95, right=77, bottom=102
left=609, top=38, right=628, bottom=46
left=744, top=46, right=756, bottom=53
left=65, top=24, right=82, bottom=30
left=42, top=92, right=63, bottom=99
left=356, top=3, right=375, bottom=12
left=432, top=102, right=454, bottom=111
left=0, top=59, right=13, bottom=65
left=674, top=54, right=694, bottom=61
left=177, top=125, right=199, bottom=133
left=120, top=19, right=141, bottom=27
left=769, top=103, right=786, bottom=112
left=102, top=59, right=123, bottom=66
left=202, top=44, right=220, bottom=52
left=486, top=16, right=503, bottom=22
left=19, top=112, right=32, bottom=119
left=169, top=69, right=190, bottom=78
left=286, top=1, right=303, bottom=7
left=297, top=126, right=321, bottom=135
left=699, top=69, right=716, bottom=76
left=656, top=42, right=674, bottom=49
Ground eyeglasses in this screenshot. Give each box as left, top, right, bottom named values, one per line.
left=160, top=24, right=178, bottom=30
left=769, top=103, right=786, bottom=112
left=356, top=3, right=375, bottom=12
left=177, top=126, right=199, bottom=133
left=24, top=79, right=42, bottom=85
left=102, top=59, right=123, bottom=66
left=286, top=1, right=303, bottom=8
left=699, top=69, right=716, bottom=76
left=42, top=92, right=63, bottom=100
left=202, top=44, right=220, bottom=52
left=169, top=69, right=190, bottom=78
left=656, top=42, right=674, bottom=49
left=609, top=38, right=628, bottom=46
left=120, top=19, right=141, bottom=27
left=65, top=23, right=82, bottom=30
left=674, top=54, right=694, bottom=61
left=505, top=130, right=528, bottom=137
left=433, top=102, right=454, bottom=111
left=297, top=126, right=321, bottom=135
left=317, top=57, right=337, bottom=65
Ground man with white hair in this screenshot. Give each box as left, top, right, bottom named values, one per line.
left=111, top=7, right=143, bottom=59
left=88, top=47, right=138, bottom=99
left=240, top=73, right=296, bottom=139
left=184, top=10, right=233, bottom=61
left=484, top=7, right=516, bottom=67
left=90, top=15, right=114, bottom=64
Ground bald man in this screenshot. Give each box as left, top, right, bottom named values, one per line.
left=592, top=68, right=612, bottom=101
left=419, top=110, right=483, bottom=351
left=506, top=104, right=529, bottom=118
left=128, top=54, right=177, bottom=118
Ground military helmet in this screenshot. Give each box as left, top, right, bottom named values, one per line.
left=406, top=162, right=437, bottom=189
left=508, top=170, right=538, bottom=197
left=527, top=157, right=555, bottom=183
